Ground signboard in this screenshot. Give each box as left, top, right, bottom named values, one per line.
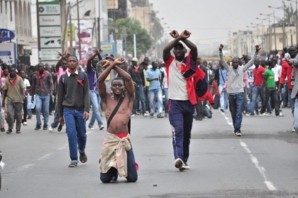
left=100, top=42, right=115, bottom=56
left=40, top=48, right=61, bottom=60
left=0, top=42, right=16, bottom=65
left=37, top=0, right=62, bottom=64
left=38, top=4, right=60, bottom=15
left=39, top=15, right=61, bottom=26
left=0, top=29, right=15, bottom=42
left=40, top=37, right=61, bottom=48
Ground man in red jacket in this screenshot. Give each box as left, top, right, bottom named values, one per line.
left=163, top=30, right=198, bottom=171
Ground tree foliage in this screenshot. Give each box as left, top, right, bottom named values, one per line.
left=116, top=18, right=152, bottom=57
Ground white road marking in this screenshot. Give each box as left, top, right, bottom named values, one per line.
left=221, top=112, right=277, bottom=191
left=17, top=163, right=35, bottom=171
left=37, top=153, right=53, bottom=161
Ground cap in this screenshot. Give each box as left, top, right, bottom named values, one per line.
left=132, top=57, right=138, bottom=62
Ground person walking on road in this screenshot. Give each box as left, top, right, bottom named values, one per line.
left=57, top=55, right=90, bottom=168
left=30, top=63, right=53, bottom=130
left=86, top=49, right=104, bottom=130
left=98, top=58, right=138, bottom=183
left=2, top=67, right=24, bottom=134
left=163, top=29, right=198, bottom=171
left=219, top=44, right=260, bottom=136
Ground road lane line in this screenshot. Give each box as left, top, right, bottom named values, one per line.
left=221, top=111, right=277, bottom=191
left=17, top=163, right=35, bottom=171
left=37, top=153, right=53, bottom=161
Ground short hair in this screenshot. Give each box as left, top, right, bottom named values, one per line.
left=111, top=76, right=124, bottom=84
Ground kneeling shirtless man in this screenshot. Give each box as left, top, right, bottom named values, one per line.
left=98, top=58, right=138, bottom=183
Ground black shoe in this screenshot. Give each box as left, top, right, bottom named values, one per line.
left=16, top=130, right=21, bottom=134
left=57, top=124, right=63, bottom=132
left=0, top=128, right=5, bottom=132
left=43, top=125, right=48, bottom=130
left=35, top=125, right=41, bottom=130
left=6, top=129, right=12, bottom=134
left=79, top=152, right=87, bottom=163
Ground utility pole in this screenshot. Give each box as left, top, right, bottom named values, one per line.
left=76, top=0, right=81, bottom=61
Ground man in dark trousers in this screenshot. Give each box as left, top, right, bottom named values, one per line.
left=163, top=29, right=198, bottom=171
left=57, top=55, right=90, bottom=168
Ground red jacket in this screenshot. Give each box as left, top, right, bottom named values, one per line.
left=164, top=53, right=197, bottom=105
left=279, top=60, right=293, bottom=90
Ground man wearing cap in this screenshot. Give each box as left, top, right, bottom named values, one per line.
left=30, top=63, right=53, bottom=130
left=163, top=30, right=198, bottom=171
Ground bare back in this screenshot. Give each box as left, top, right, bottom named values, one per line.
left=102, top=92, right=133, bottom=134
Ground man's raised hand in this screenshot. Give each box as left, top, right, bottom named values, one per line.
left=219, top=44, right=224, bottom=52
left=255, top=45, right=261, bottom=54
left=180, top=30, right=191, bottom=39
left=99, top=60, right=110, bottom=68
left=169, top=30, right=179, bottom=38
left=114, top=58, right=125, bottom=65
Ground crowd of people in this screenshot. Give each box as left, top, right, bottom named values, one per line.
left=1, top=29, right=298, bottom=182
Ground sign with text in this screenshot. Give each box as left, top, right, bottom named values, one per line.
left=39, top=15, right=60, bottom=26
left=37, top=0, right=62, bottom=64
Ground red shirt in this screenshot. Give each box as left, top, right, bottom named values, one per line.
left=279, top=60, right=293, bottom=90
left=253, top=66, right=265, bottom=86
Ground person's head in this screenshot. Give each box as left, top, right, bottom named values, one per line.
left=173, top=42, right=187, bottom=61
left=20, top=70, right=26, bottom=79
left=67, top=55, right=78, bottom=71
left=151, top=61, right=158, bottom=70
left=231, top=57, right=241, bottom=69
left=62, top=60, right=67, bottom=70
left=111, top=77, right=125, bottom=96
left=144, top=56, right=150, bottom=64
left=268, top=60, right=274, bottom=69
left=254, top=59, right=260, bottom=67
left=260, top=59, right=266, bottom=67
left=140, top=61, right=148, bottom=70
left=131, top=57, right=138, bottom=66
left=92, top=57, right=99, bottom=67
left=38, top=63, right=45, bottom=73
left=271, top=56, right=278, bottom=65
left=9, top=67, right=17, bottom=78
left=288, top=46, right=297, bottom=58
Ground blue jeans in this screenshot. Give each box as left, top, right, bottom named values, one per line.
left=292, top=98, right=298, bottom=132
left=228, top=93, right=244, bottom=132
left=163, top=88, right=168, bottom=113
left=148, top=88, right=163, bottom=115
left=168, top=100, right=194, bottom=163
left=88, top=90, right=103, bottom=128
left=51, top=104, right=60, bottom=128
left=218, top=84, right=228, bottom=110
left=133, top=84, right=146, bottom=114
left=63, top=108, right=87, bottom=161
left=100, top=149, right=138, bottom=183
left=35, top=95, right=50, bottom=126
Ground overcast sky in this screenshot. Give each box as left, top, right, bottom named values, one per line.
left=149, top=0, right=289, bottom=51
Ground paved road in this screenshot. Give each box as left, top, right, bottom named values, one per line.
left=0, top=108, right=298, bottom=198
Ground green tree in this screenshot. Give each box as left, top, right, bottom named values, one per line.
left=116, top=18, right=152, bottom=57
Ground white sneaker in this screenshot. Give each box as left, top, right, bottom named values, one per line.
left=277, top=113, right=284, bottom=117
left=48, top=126, right=53, bottom=132
left=179, top=163, right=190, bottom=171
left=23, top=122, right=27, bottom=126
left=174, top=158, right=185, bottom=169
left=100, top=125, right=104, bottom=130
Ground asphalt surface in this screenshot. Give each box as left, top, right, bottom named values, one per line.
left=0, top=107, right=298, bottom=198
